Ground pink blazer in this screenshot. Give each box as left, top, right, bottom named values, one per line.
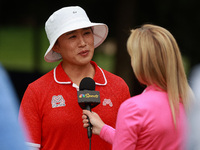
left=100, top=85, right=187, bottom=150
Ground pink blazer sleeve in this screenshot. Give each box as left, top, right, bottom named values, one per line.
left=100, top=124, right=115, bottom=144
left=112, top=99, right=141, bottom=150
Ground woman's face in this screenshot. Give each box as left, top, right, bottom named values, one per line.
left=53, top=27, right=94, bottom=66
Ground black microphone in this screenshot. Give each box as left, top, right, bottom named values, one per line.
left=77, top=77, right=100, bottom=139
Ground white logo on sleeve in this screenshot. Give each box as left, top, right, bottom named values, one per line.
left=51, top=95, right=66, bottom=108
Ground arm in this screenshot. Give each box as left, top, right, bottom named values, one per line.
left=19, top=85, right=42, bottom=149
left=82, top=110, right=115, bottom=144
left=112, top=100, right=140, bottom=150
left=82, top=110, right=105, bottom=135
left=100, top=124, right=115, bottom=144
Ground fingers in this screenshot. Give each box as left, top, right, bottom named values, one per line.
left=82, top=114, right=87, bottom=119
left=82, top=110, right=92, bottom=117
left=83, top=122, right=89, bottom=128
left=82, top=110, right=94, bottom=129
left=82, top=114, right=89, bottom=128
left=83, top=120, right=89, bottom=128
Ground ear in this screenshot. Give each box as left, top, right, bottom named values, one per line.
left=52, top=42, right=60, bottom=53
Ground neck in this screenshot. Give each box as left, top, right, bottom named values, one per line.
left=61, top=62, right=95, bottom=86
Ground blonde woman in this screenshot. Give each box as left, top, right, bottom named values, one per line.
left=82, top=24, right=192, bottom=150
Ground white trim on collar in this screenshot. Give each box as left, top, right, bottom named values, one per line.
left=53, top=65, right=107, bottom=86
left=96, top=66, right=107, bottom=86
left=54, top=66, right=71, bottom=84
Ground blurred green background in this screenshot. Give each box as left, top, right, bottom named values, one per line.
left=0, top=0, right=199, bottom=100
left=0, top=26, right=52, bottom=72
left=0, top=26, right=115, bottom=73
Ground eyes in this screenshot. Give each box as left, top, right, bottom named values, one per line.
left=68, top=35, right=76, bottom=39
left=68, top=30, right=93, bottom=39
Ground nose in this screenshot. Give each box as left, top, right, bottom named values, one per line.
left=78, top=35, right=86, bottom=47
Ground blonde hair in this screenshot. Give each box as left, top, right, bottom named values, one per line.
left=127, top=24, right=192, bottom=125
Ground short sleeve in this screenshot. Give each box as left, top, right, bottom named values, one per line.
left=19, top=85, right=41, bottom=146
left=112, top=99, right=142, bottom=150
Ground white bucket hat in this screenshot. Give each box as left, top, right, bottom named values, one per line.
left=44, top=6, right=108, bottom=62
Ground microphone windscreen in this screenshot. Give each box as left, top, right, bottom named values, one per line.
left=79, top=77, right=95, bottom=91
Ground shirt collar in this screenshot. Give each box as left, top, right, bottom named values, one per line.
left=53, top=61, right=107, bottom=86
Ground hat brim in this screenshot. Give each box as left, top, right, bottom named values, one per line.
left=44, top=23, right=108, bottom=62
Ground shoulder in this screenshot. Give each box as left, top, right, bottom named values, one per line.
left=103, top=69, right=128, bottom=86
left=103, top=69, right=121, bottom=79
left=118, top=89, right=152, bottom=110
left=28, top=70, right=54, bottom=89
left=22, top=69, right=55, bottom=103
left=116, top=96, right=144, bottom=130
left=119, top=87, right=168, bottom=113
left=103, top=69, right=130, bottom=97
left=119, top=96, right=141, bottom=111
left=117, top=94, right=151, bottom=123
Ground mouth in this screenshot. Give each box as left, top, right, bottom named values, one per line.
left=79, top=50, right=89, bottom=56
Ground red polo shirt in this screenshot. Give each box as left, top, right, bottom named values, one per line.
left=19, top=61, right=130, bottom=150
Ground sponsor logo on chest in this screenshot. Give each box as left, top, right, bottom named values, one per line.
left=51, top=95, right=66, bottom=108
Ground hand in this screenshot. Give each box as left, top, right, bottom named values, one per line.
left=82, top=110, right=105, bottom=135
